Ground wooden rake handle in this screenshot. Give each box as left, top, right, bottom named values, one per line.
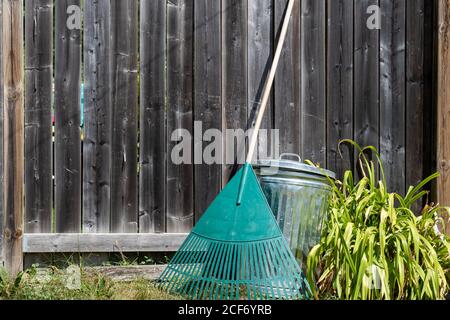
left=236, top=0, right=296, bottom=206
left=246, top=0, right=296, bottom=164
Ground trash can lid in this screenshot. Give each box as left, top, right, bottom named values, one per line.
left=254, top=155, right=336, bottom=179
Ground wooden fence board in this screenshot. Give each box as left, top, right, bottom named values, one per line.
left=0, top=0, right=4, bottom=264
left=406, top=0, right=425, bottom=192
left=301, top=0, right=326, bottom=165
left=2, top=0, right=24, bottom=275
left=24, top=0, right=53, bottom=234
left=222, top=0, right=248, bottom=183
left=140, top=0, right=167, bottom=233
left=422, top=1, right=436, bottom=185
left=166, top=0, right=194, bottom=233
left=193, top=0, right=222, bottom=221
left=326, top=0, right=354, bottom=178
left=380, top=0, right=406, bottom=194
left=275, top=0, right=301, bottom=156
left=23, top=234, right=188, bottom=253
left=354, top=0, right=380, bottom=172
left=83, top=0, right=111, bottom=233
left=248, top=0, right=273, bottom=161
left=437, top=0, right=450, bottom=235
left=54, top=0, right=81, bottom=233
left=110, top=0, right=138, bottom=233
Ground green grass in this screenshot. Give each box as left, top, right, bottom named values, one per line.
left=0, top=266, right=182, bottom=300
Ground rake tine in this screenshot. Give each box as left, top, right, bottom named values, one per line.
left=235, top=243, right=242, bottom=300
left=190, top=240, right=216, bottom=299
left=159, top=235, right=192, bottom=290
left=196, top=240, right=220, bottom=299
left=256, top=241, right=273, bottom=300
left=210, top=242, right=227, bottom=300
left=167, top=236, right=202, bottom=294
left=180, top=237, right=207, bottom=297
left=263, top=240, right=282, bottom=299
left=216, top=242, right=232, bottom=300
left=185, top=239, right=210, bottom=299
left=269, top=239, right=291, bottom=299
left=222, top=244, right=234, bottom=300
left=201, top=242, right=225, bottom=299
left=249, top=242, right=263, bottom=300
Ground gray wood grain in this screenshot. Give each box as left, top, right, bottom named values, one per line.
left=380, top=0, right=406, bottom=194
left=248, top=0, right=274, bottom=161
left=354, top=0, right=380, bottom=174
left=421, top=0, right=436, bottom=191
left=23, top=234, right=188, bottom=253
left=110, top=0, right=138, bottom=233
left=55, top=0, right=81, bottom=233
left=166, top=0, right=194, bottom=233
left=326, top=0, right=354, bottom=179
left=222, top=0, right=248, bottom=184
left=301, top=0, right=326, bottom=166
left=83, top=0, right=111, bottom=233
left=140, top=0, right=167, bottom=233
left=406, top=0, right=425, bottom=191
left=25, top=0, right=53, bottom=234
left=275, top=0, right=301, bottom=156
left=407, top=0, right=435, bottom=211
left=194, top=0, right=222, bottom=221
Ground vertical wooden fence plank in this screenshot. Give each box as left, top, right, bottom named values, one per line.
left=380, top=0, right=406, bottom=194
left=301, top=0, right=326, bottom=165
left=166, top=0, right=194, bottom=233
left=24, top=0, right=53, bottom=234
left=222, top=0, right=248, bottom=183
left=194, top=0, right=222, bottom=221
left=0, top=0, right=5, bottom=266
left=326, top=0, right=354, bottom=179
left=406, top=0, right=425, bottom=192
left=248, top=0, right=273, bottom=161
left=140, top=0, right=167, bottom=233
left=110, top=0, right=138, bottom=233
left=2, top=0, right=24, bottom=275
left=437, top=0, right=450, bottom=235
left=422, top=0, right=436, bottom=184
left=275, top=0, right=301, bottom=156
left=55, top=0, right=81, bottom=233
left=354, top=0, right=380, bottom=171
left=83, top=0, right=111, bottom=233
left=24, top=1, right=53, bottom=234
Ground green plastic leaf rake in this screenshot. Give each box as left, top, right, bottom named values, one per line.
left=158, top=0, right=310, bottom=300
left=158, top=164, right=311, bottom=300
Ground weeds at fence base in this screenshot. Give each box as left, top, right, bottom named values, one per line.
left=0, top=266, right=181, bottom=300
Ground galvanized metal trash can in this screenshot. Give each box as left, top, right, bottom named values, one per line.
left=254, top=155, right=335, bottom=271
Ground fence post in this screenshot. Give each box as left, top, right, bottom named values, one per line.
left=1, top=0, right=24, bottom=275
left=0, top=0, right=3, bottom=270
left=437, top=0, right=450, bottom=235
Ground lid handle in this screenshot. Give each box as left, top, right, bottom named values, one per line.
left=280, top=153, right=302, bottom=163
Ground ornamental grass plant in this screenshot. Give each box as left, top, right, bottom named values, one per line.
left=307, top=141, right=450, bottom=300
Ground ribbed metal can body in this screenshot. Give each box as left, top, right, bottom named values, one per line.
left=255, top=160, right=335, bottom=271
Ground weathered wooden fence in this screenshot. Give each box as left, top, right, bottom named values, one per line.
left=0, top=0, right=438, bottom=273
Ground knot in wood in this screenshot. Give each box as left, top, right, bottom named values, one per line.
left=6, top=86, right=22, bottom=103
left=14, top=228, right=23, bottom=239
left=440, top=160, right=449, bottom=171
left=3, top=228, right=12, bottom=240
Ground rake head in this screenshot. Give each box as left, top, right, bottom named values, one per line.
left=158, top=165, right=311, bottom=300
